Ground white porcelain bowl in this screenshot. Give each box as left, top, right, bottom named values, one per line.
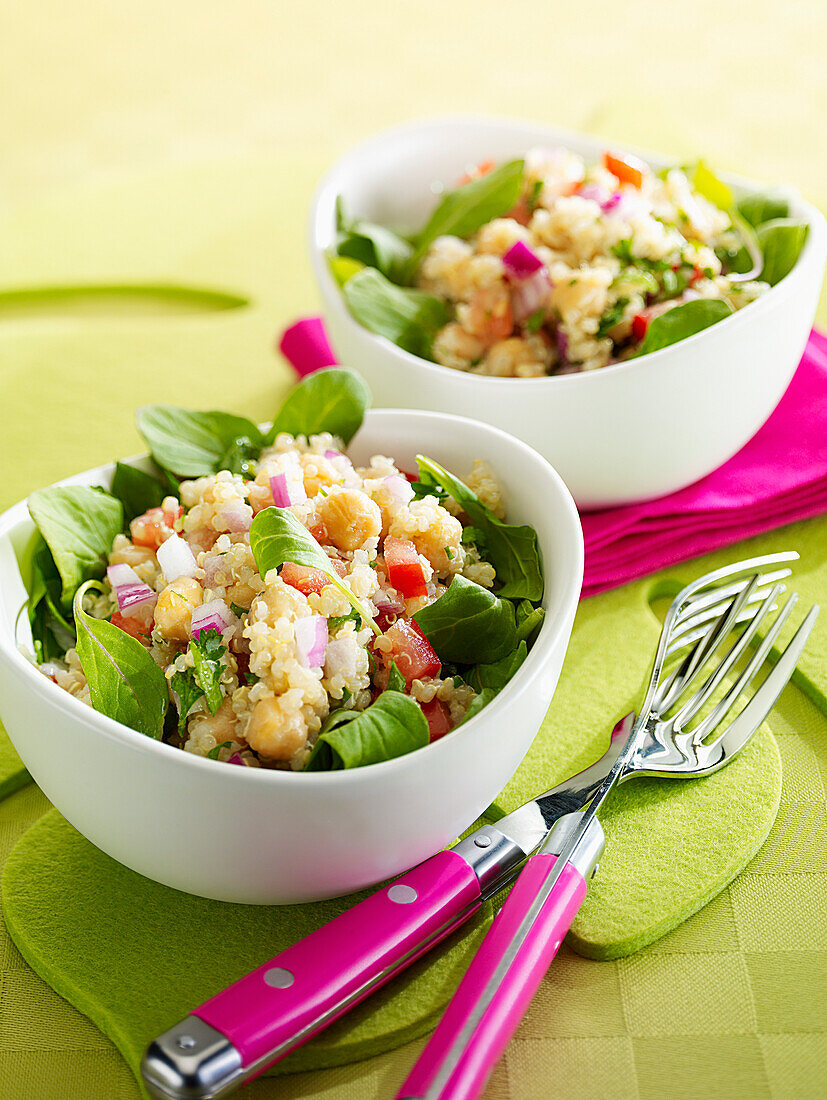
left=0, top=409, right=583, bottom=904
left=310, top=116, right=827, bottom=509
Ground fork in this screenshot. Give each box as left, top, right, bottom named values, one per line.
left=397, top=557, right=818, bottom=1100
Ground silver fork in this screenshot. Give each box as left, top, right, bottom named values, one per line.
left=397, top=553, right=819, bottom=1100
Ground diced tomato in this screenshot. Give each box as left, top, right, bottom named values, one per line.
left=309, top=521, right=328, bottom=543
left=456, top=158, right=495, bottom=187
left=603, top=151, right=646, bottom=190
left=110, top=611, right=152, bottom=643
left=382, top=619, right=441, bottom=686
left=163, top=502, right=183, bottom=530
left=505, top=197, right=532, bottom=226
left=280, top=562, right=334, bottom=595
left=465, top=287, right=513, bottom=343
left=384, top=536, right=428, bottom=598
left=689, top=264, right=705, bottom=286
left=420, top=698, right=453, bottom=742
left=131, top=506, right=177, bottom=549
left=631, top=312, right=650, bottom=342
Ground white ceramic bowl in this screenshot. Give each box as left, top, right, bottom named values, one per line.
left=310, top=116, right=827, bottom=509
left=0, top=409, right=583, bottom=904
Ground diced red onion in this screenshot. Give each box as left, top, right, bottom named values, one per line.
left=556, top=327, right=569, bottom=360
left=511, top=267, right=553, bottom=323
left=219, top=500, right=253, bottom=532
left=107, top=563, right=141, bottom=589
left=503, top=240, right=544, bottom=279
left=270, top=473, right=306, bottom=508
left=157, top=533, right=198, bottom=583
left=227, top=752, right=245, bottom=765
left=578, top=182, right=610, bottom=206
left=117, top=584, right=157, bottom=618
left=190, top=598, right=236, bottom=638
left=324, top=449, right=343, bottom=461
left=383, top=474, right=414, bottom=506
left=295, top=614, right=328, bottom=669
left=601, top=192, right=622, bottom=212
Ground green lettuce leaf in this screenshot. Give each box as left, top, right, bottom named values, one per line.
left=305, top=691, right=429, bottom=770
left=636, top=299, right=733, bottom=357
left=413, top=575, right=517, bottom=664
left=266, top=367, right=370, bottom=446
left=342, top=267, right=450, bottom=358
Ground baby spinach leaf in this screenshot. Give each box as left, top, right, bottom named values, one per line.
left=305, top=691, right=429, bottom=770
left=110, top=462, right=166, bottom=523
left=265, top=368, right=371, bottom=446
left=415, top=456, right=543, bottom=602
left=755, top=218, right=809, bottom=286
left=636, top=298, right=733, bottom=357
left=410, top=159, right=525, bottom=270
left=73, top=582, right=167, bottom=738
left=28, top=485, right=123, bottom=608
left=336, top=197, right=415, bottom=284
left=736, top=190, right=789, bottom=228
left=189, top=628, right=226, bottom=716
left=171, top=669, right=204, bottom=733
left=342, top=268, right=451, bottom=359
left=515, top=600, right=545, bottom=644
left=413, top=575, right=517, bottom=664
left=249, top=507, right=379, bottom=634
left=135, top=406, right=264, bottom=478
left=468, top=641, right=528, bottom=693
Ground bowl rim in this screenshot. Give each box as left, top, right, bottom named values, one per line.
left=0, top=406, right=583, bottom=788
left=310, top=112, right=827, bottom=389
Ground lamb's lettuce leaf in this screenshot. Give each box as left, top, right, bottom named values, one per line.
left=336, top=197, right=414, bottom=284
left=754, top=218, right=809, bottom=286
left=135, top=406, right=264, bottom=478
left=110, top=462, right=166, bottom=523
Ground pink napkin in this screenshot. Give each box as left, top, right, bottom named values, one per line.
left=278, top=319, right=827, bottom=598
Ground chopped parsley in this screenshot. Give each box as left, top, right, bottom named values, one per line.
left=445, top=545, right=456, bottom=561
left=328, top=608, right=363, bottom=631
left=524, top=307, right=546, bottom=333
left=207, top=740, right=234, bottom=760
left=410, top=479, right=447, bottom=503
left=170, top=669, right=204, bottom=734
left=596, top=297, right=629, bottom=339
left=386, top=661, right=406, bottom=693
left=461, top=526, right=488, bottom=554
left=526, top=178, right=543, bottom=213
left=189, top=628, right=227, bottom=716
left=229, top=602, right=249, bottom=617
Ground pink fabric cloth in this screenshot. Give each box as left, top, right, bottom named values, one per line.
left=278, top=319, right=827, bottom=598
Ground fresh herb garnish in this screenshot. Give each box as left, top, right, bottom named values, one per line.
left=171, top=669, right=204, bottom=733
left=386, top=660, right=406, bottom=694
left=524, top=307, right=546, bottom=333
left=207, top=740, right=234, bottom=760
left=229, top=602, right=249, bottom=618
left=596, top=297, right=629, bottom=339
left=328, top=608, right=363, bottom=632
left=189, top=628, right=227, bottom=716
left=526, top=178, right=543, bottom=213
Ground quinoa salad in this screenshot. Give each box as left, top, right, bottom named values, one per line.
left=22, top=369, right=544, bottom=772
left=333, top=150, right=808, bottom=376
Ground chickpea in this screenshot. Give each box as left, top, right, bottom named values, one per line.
left=316, top=487, right=381, bottom=552
left=109, top=537, right=157, bottom=570
left=154, top=576, right=203, bottom=642
left=246, top=697, right=306, bottom=761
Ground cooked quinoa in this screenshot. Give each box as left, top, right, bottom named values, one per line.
left=416, top=148, right=768, bottom=375
left=40, top=433, right=507, bottom=770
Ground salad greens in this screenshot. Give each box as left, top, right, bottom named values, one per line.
left=753, top=219, right=809, bottom=286
left=22, top=367, right=544, bottom=773
left=635, top=298, right=733, bottom=357
left=336, top=197, right=414, bottom=284
left=249, top=506, right=380, bottom=634
left=73, top=581, right=168, bottom=738
left=110, top=462, right=166, bottom=523
left=342, top=269, right=450, bottom=359
left=413, top=575, right=517, bottom=664
left=27, top=486, right=123, bottom=607
left=306, top=690, right=429, bottom=770
left=265, top=367, right=370, bottom=446
left=415, top=456, right=543, bottom=601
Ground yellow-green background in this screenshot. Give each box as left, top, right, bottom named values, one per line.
left=1, top=3, right=826, bottom=1098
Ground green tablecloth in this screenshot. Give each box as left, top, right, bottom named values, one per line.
left=1, top=4, right=826, bottom=1094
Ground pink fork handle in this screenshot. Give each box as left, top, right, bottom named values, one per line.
left=397, top=853, right=589, bottom=1100
left=193, top=850, right=482, bottom=1073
